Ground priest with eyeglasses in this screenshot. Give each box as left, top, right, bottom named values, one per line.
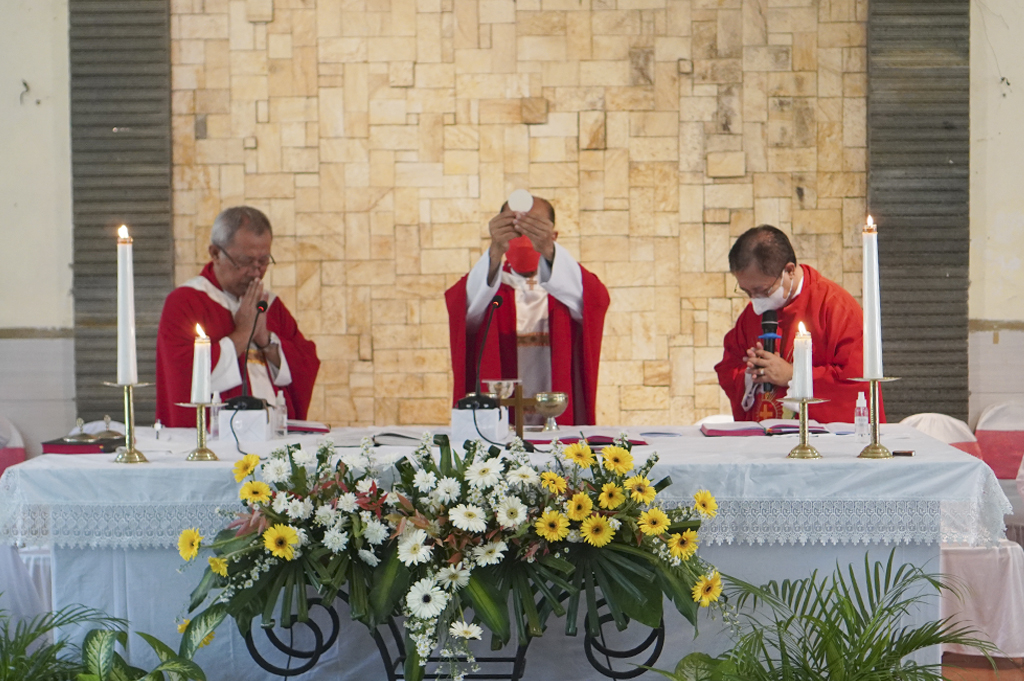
left=155, top=205, right=320, bottom=427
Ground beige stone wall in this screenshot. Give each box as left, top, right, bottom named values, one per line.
left=170, top=0, right=868, bottom=427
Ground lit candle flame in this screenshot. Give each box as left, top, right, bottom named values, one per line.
left=798, top=321, right=809, bottom=336
left=195, top=324, right=208, bottom=339
left=864, top=215, right=876, bottom=233
left=118, top=225, right=129, bottom=239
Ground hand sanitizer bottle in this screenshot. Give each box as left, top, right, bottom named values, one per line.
left=274, top=391, right=288, bottom=437
left=854, top=392, right=869, bottom=441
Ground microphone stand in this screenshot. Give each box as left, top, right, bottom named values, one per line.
left=457, top=295, right=502, bottom=410
left=225, top=300, right=269, bottom=411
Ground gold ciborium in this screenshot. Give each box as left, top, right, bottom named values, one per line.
left=485, top=380, right=518, bottom=401
left=533, top=392, right=568, bottom=432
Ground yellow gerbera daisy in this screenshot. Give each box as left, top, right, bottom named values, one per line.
left=694, top=489, right=718, bottom=518
left=601, top=446, right=634, bottom=476
left=566, top=492, right=594, bottom=521
left=233, top=453, right=261, bottom=482
left=540, top=472, right=568, bottom=495
left=178, top=528, right=202, bottom=561
left=209, top=556, right=229, bottom=577
left=563, top=442, right=596, bottom=468
left=177, top=619, right=215, bottom=647
left=580, top=514, right=615, bottom=548
left=638, top=507, right=670, bottom=536
left=263, top=524, right=300, bottom=561
left=598, top=482, right=625, bottom=510
left=624, top=475, right=657, bottom=505
left=692, top=571, right=723, bottom=607
left=240, top=480, right=272, bottom=504
left=535, top=510, right=571, bottom=542
left=666, top=529, right=699, bottom=560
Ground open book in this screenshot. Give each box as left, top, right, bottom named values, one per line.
left=700, top=419, right=829, bottom=437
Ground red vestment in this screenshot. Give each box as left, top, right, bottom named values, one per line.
left=445, top=265, right=609, bottom=426
left=715, top=265, right=885, bottom=423
left=155, top=263, right=320, bottom=427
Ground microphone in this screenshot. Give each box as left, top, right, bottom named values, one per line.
left=457, top=295, right=502, bottom=410
left=225, top=299, right=269, bottom=411
left=760, top=310, right=779, bottom=354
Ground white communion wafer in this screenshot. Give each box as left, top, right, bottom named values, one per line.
left=507, top=189, right=534, bottom=213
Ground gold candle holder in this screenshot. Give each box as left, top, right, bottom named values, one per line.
left=114, top=384, right=148, bottom=464
left=178, top=402, right=219, bottom=461
left=853, top=377, right=898, bottom=459
left=786, top=397, right=828, bottom=460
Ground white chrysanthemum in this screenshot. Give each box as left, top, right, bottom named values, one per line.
left=566, top=529, right=582, bottom=543
left=506, top=465, right=539, bottom=487
left=608, top=518, right=622, bottom=531
left=294, top=527, right=309, bottom=546
left=271, top=493, right=291, bottom=514
left=261, top=459, right=291, bottom=484
left=472, top=540, right=507, bottom=566
left=449, top=504, right=488, bottom=533
left=397, top=529, right=433, bottom=566
left=494, top=497, right=528, bottom=529
left=323, top=528, right=349, bottom=553
left=406, top=578, right=448, bottom=619
left=433, top=477, right=461, bottom=504
left=436, top=563, right=470, bottom=590
left=358, top=549, right=380, bottom=566
left=292, top=446, right=317, bottom=467
left=381, top=491, right=399, bottom=507
left=287, top=498, right=313, bottom=521
left=356, top=478, right=380, bottom=494
left=314, top=504, right=337, bottom=527
left=449, top=620, right=483, bottom=640
left=363, top=518, right=389, bottom=546
left=465, top=460, right=502, bottom=490
left=413, top=469, right=438, bottom=493
left=336, top=492, right=358, bottom=513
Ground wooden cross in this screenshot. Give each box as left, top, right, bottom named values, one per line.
left=500, top=384, right=537, bottom=441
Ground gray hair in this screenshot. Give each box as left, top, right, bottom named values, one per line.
left=728, top=224, right=797, bottom=276
left=210, top=206, right=273, bottom=248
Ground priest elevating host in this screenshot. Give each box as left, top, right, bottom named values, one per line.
left=155, top=206, right=320, bottom=427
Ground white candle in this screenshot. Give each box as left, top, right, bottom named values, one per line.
left=191, top=324, right=212, bottom=404
left=116, top=225, right=138, bottom=385
left=790, top=321, right=813, bottom=399
left=862, top=215, right=883, bottom=379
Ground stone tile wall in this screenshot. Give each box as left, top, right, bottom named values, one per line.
left=170, top=0, right=868, bottom=427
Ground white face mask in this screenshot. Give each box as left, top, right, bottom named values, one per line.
left=751, top=272, right=791, bottom=315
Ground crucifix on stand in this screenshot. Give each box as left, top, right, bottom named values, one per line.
left=500, top=384, right=537, bottom=441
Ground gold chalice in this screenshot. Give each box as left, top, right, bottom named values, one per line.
left=533, top=392, right=568, bottom=432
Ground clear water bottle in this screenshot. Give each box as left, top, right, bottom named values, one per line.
left=274, top=390, right=288, bottom=437
left=854, top=392, right=869, bottom=441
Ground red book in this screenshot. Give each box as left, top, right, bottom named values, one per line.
left=41, top=438, right=124, bottom=454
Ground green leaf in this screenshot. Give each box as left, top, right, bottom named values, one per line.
left=656, top=563, right=698, bottom=628
left=512, top=571, right=543, bottom=637
left=152, top=658, right=207, bottom=681
left=187, top=567, right=218, bottom=613
left=369, top=547, right=410, bottom=627
left=463, top=572, right=511, bottom=645
left=402, top=629, right=424, bottom=681
left=260, top=568, right=291, bottom=629
left=652, top=476, right=673, bottom=493
left=348, top=562, right=369, bottom=623
left=178, top=604, right=226, bottom=660
left=136, top=631, right=177, bottom=663
left=81, top=629, right=119, bottom=679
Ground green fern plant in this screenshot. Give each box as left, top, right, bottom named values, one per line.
left=651, top=551, right=995, bottom=681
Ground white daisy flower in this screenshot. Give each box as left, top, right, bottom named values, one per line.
left=608, top=517, right=622, bottom=531
left=406, top=578, right=448, bottom=619
left=472, top=540, right=507, bottom=566
left=449, top=504, right=488, bottom=533
left=506, top=465, right=539, bottom=487
left=495, top=497, right=528, bottom=529
left=271, top=492, right=291, bottom=514
left=413, top=469, right=438, bottom=493
left=287, top=498, right=313, bottom=521
left=436, top=563, right=470, bottom=590
left=292, top=446, right=317, bottom=467
left=363, top=518, right=389, bottom=546
left=314, top=504, right=337, bottom=527
left=465, top=459, right=502, bottom=490
left=356, top=478, right=380, bottom=494
left=397, top=529, right=433, bottom=566
left=336, top=492, right=358, bottom=513
left=358, top=549, right=380, bottom=566
left=449, top=620, right=483, bottom=640
left=323, top=528, right=349, bottom=553
left=433, top=477, right=461, bottom=504
left=261, top=459, right=291, bottom=484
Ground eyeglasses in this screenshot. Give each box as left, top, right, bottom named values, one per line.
left=734, top=271, right=783, bottom=298
left=215, top=245, right=275, bottom=271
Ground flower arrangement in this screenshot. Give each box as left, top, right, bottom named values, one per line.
left=181, top=434, right=720, bottom=680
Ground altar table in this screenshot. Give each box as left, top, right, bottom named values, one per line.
left=0, top=424, right=1008, bottom=680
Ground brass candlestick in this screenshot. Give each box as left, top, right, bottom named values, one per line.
left=178, top=402, right=220, bottom=461
left=786, top=397, right=828, bottom=460
left=114, top=384, right=148, bottom=464
left=853, top=377, right=898, bottom=459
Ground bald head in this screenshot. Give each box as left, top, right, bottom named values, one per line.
left=728, top=225, right=797, bottom=277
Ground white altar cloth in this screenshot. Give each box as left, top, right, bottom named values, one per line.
left=0, top=425, right=1008, bottom=679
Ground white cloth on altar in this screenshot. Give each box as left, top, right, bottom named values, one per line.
left=0, top=543, right=46, bottom=622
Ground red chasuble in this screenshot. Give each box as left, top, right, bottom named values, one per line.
left=445, top=265, right=610, bottom=426
left=715, top=265, right=885, bottom=424
left=155, top=263, right=320, bottom=427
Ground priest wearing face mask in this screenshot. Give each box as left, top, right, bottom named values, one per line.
left=715, top=225, right=881, bottom=423
left=445, top=194, right=610, bottom=426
